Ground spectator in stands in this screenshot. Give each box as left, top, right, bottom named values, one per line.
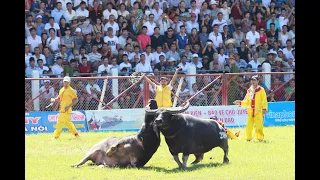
left=59, top=17, right=70, bottom=37
left=254, top=12, right=266, bottom=30
left=233, top=26, right=245, bottom=48
left=97, top=56, right=111, bottom=75
left=39, top=80, right=55, bottom=111
left=85, top=79, right=102, bottom=109
left=33, top=47, right=46, bottom=66
left=103, top=2, right=118, bottom=22
left=51, top=56, right=64, bottom=77
left=202, top=55, right=210, bottom=70
left=269, top=77, right=285, bottom=101
left=51, top=2, right=69, bottom=23
left=70, top=17, right=81, bottom=36
left=241, top=12, right=252, bottom=34
left=64, top=59, right=79, bottom=77
left=36, top=2, right=51, bottom=24
left=259, top=42, right=269, bottom=58
left=89, top=0, right=103, bottom=23
left=35, top=15, right=46, bottom=37
left=285, top=79, right=295, bottom=101
left=189, top=54, right=203, bottom=71
left=266, top=12, right=280, bottom=31
left=248, top=52, right=261, bottom=72
left=208, top=24, right=223, bottom=52
left=189, top=83, right=206, bottom=106
left=246, top=23, right=260, bottom=47
left=55, top=45, right=69, bottom=63
left=143, top=45, right=156, bottom=66
left=65, top=2, right=75, bottom=23
left=151, top=27, right=165, bottom=50
left=154, top=55, right=167, bottom=72
left=221, top=25, right=232, bottom=42
left=153, top=46, right=166, bottom=64
left=42, top=47, right=55, bottom=66
left=234, top=53, right=247, bottom=69
left=88, top=44, right=102, bottom=69
left=47, top=28, right=61, bottom=53
left=40, top=33, right=49, bottom=51
left=80, top=17, right=94, bottom=35
left=278, top=25, right=289, bottom=48
left=278, top=7, right=294, bottom=32
left=166, top=43, right=181, bottom=62
left=104, top=27, right=120, bottom=58
left=105, top=14, right=120, bottom=36
left=61, top=27, right=74, bottom=55
left=76, top=1, right=89, bottom=22
left=135, top=54, right=153, bottom=74
left=282, top=39, right=293, bottom=59
left=119, top=54, right=132, bottom=72
left=37, top=59, right=49, bottom=76
left=166, top=57, right=177, bottom=72
left=79, top=57, right=92, bottom=76
left=82, top=34, right=93, bottom=53
left=25, top=57, right=38, bottom=78
left=27, top=28, right=42, bottom=53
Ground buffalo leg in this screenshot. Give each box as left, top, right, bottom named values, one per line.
left=220, top=139, right=229, bottom=164
left=191, top=153, right=204, bottom=164
left=72, top=152, right=101, bottom=168
left=181, top=155, right=189, bottom=169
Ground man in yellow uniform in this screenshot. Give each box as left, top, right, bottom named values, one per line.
left=233, top=75, right=268, bottom=141
left=144, top=67, right=182, bottom=108
left=50, top=76, right=79, bottom=139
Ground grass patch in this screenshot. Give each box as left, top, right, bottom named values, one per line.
left=26, top=126, right=294, bottom=180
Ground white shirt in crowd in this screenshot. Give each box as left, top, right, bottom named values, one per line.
left=32, top=54, right=46, bottom=66
left=282, top=47, right=294, bottom=59
left=44, top=22, right=60, bottom=36
left=143, top=21, right=156, bottom=36
left=39, top=85, right=55, bottom=100
left=177, top=62, right=190, bottom=73
left=37, top=66, right=50, bottom=76
left=186, top=21, right=199, bottom=34
left=27, top=35, right=41, bottom=53
left=103, top=9, right=118, bottom=20
left=25, top=53, right=33, bottom=67
left=135, top=62, right=153, bottom=74
left=189, top=62, right=203, bottom=69
left=248, top=59, right=261, bottom=72
left=278, top=16, right=289, bottom=31
left=151, top=8, right=163, bottom=23
left=189, top=8, right=200, bottom=22
left=76, top=8, right=89, bottom=18
left=85, top=83, right=101, bottom=98
left=142, top=52, right=156, bottom=64
left=104, top=22, right=120, bottom=36
left=208, top=32, right=223, bottom=48
left=171, top=21, right=183, bottom=34
left=73, top=0, right=86, bottom=8
left=119, top=62, right=132, bottom=72
left=51, top=64, right=64, bottom=77
left=246, top=31, right=260, bottom=45
left=97, top=64, right=112, bottom=76
left=65, top=9, right=76, bottom=23
left=153, top=51, right=166, bottom=63
left=103, top=35, right=119, bottom=52
left=218, top=54, right=228, bottom=64
left=46, top=36, right=61, bottom=52
left=212, top=19, right=227, bottom=33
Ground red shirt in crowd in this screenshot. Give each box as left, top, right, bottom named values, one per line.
left=78, top=63, right=92, bottom=77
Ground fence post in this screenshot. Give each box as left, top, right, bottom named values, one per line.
left=262, top=63, right=271, bottom=90
left=31, top=70, right=40, bottom=111
left=111, top=68, right=119, bottom=109
left=187, top=65, right=196, bottom=91
left=222, top=74, right=228, bottom=106
left=143, top=78, right=149, bottom=107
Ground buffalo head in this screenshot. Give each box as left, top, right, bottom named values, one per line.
left=145, top=101, right=190, bottom=128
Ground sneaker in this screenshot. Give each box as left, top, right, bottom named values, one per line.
left=75, top=133, right=80, bottom=137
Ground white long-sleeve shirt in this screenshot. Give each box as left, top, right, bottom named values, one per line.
left=135, top=62, right=153, bottom=74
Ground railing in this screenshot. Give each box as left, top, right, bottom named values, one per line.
left=25, top=72, right=295, bottom=111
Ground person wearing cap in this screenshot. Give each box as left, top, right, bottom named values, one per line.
left=144, top=66, right=182, bottom=108
left=210, top=116, right=240, bottom=140
left=35, top=15, right=46, bottom=36
left=233, top=75, right=268, bottom=141
left=50, top=76, right=80, bottom=139
left=61, top=26, right=75, bottom=55
left=190, top=54, right=203, bottom=70
left=39, top=80, right=55, bottom=110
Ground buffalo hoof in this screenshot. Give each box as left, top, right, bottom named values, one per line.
left=179, top=165, right=187, bottom=170
left=127, top=164, right=136, bottom=168
left=98, top=164, right=105, bottom=168
left=223, top=158, right=229, bottom=164
left=71, top=164, right=79, bottom=168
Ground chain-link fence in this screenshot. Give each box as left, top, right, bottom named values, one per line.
left=25, top=72, right=295, bottom=111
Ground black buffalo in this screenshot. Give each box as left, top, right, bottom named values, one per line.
left=72, top=99, right=160, bottom=168
left=145, top=101, right=229, bottom=169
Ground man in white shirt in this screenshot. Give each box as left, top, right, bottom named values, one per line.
left=118, top=29, right=128, bottom=48
left=75, top=1, right=89, bottom=21
left=46, top=28, right=61, bottom=53
left=65, top=2, right=76, bottom=23
left=212, top=12, right=227, bottom=33
left=189, top=1, right=200, bottom=22
left=142, top=45, right=156, bottom=65
left=33, top=47, right=46, bottom=66
left=189, top=54, right=203, bottom=70
left=209, top=24, right=223, bottom=49
left=282, top=39, right=294, bottom=58
left=103, top=27, right=120, bottom=56
left=104, top=14, right=119, bottom=36
left=278, top=7, right=294, bottom=32
left=103, top=2, right=118, bottom=22
left=177, top=55, right=190, bottom=74
left=248, top=52, right=261, bottom=72
left=151, top=2, right=163, bottom=23
left=283, top=55, right=295, bottom=82
left=25, top=57, right=38, bottom=78
left=143, top=14, right=157, bottom=36
left=129, top=45, right=142, bottom=62
left=135, top=54, right=153, bottom=74
left=37, top=59, right=49, bottom=76
left=98, top=57, right=112, bottom=76
left=88, top=45, right=102, bottom=68
left=51, top=57, right=64, bottom=77
left=44, top=17, right=61, bottom=37
left=246, top=23, right=260, bottom=47
left=119, top=54, right=133, bottom=72
left=279, top=25, right=289, bottom=48
left=25, top=44, right=33, bottom=67
left=27, top=28, right=42, bottom=53
left=153, top=46, right=166, bottom=64
left=86, top=80, right=101, bottom=98
left=186, top=13, right=199, bottom=34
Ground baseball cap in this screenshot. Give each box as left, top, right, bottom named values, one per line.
left=75, top=28, right=81, bottom=32
left=63, top=76, right=71, bottom=82
left=44, top=80, right=50, bottom=83
left=36, top=15, right=42, bottom=19
left=202, top=55, right=209, bottom=59
left=160, top=77, right=169, bottom=81
left=65, top=27, right=71, bottom=31
left=192, top=54, right=199, bottom=58
left=250, top=75, right=259, bottom=81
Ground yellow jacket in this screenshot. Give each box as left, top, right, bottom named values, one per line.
left=155, top=85, right=172, bottom=108
left=58, top=86, right=77, bottom=113
left=240, top=85, right=268, bottom=117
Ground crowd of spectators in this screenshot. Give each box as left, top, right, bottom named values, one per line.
left=25, top=0, right=295, bottom=110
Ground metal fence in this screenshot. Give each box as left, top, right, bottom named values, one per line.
left=25, top=72, right=295, bottom=111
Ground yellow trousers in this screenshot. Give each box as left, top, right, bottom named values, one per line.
left=226, top=130, right=239, bottom=140
left=53, top=112, right=78, bottom=138
left=243, top=112, right=264, bottom=141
